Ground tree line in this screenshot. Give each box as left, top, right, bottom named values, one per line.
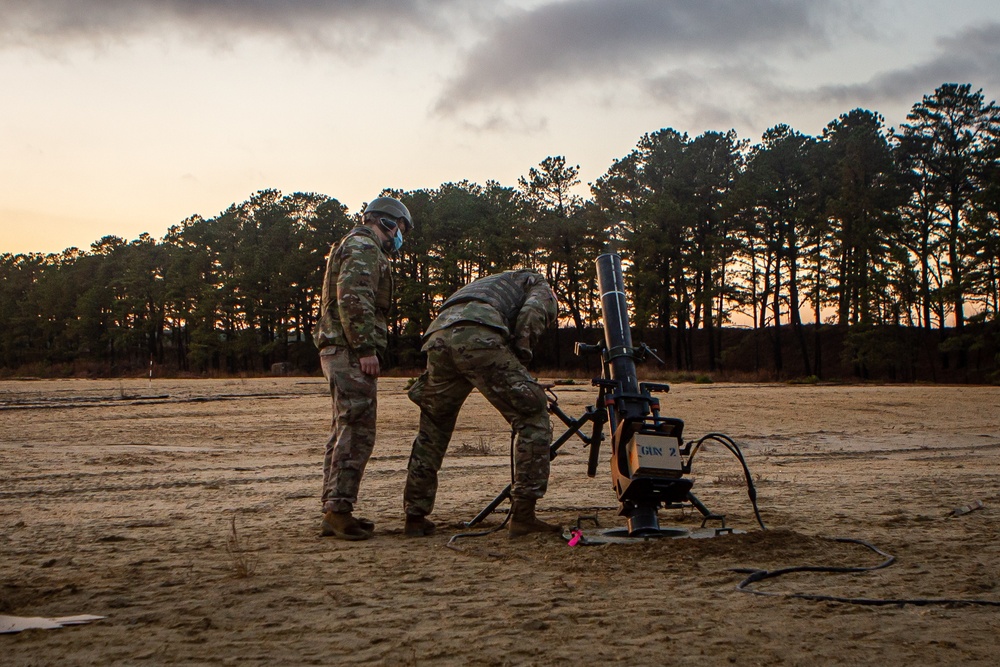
left=2, top=83, right=999, bottom=380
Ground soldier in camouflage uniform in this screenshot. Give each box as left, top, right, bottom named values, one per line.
left=402, top=270, right=562, bottom=538
left=314, top=196, right=412, bottom=541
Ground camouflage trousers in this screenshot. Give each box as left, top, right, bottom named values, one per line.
left=403, top=325, right=551, bottom=517
left=320, top=346, right=379, bottom=514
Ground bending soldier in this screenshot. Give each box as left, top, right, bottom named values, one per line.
left=403, top=270, right=560, bottom=538
left=314, top=196, right=412, bottom=540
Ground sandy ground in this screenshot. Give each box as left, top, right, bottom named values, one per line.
left=1, top=376, right=999, bottom=666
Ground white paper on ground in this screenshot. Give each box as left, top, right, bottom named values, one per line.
left=0, top=614, right=105, bottom=634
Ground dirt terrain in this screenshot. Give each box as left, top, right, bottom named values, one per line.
left=1, top=376, right=999, bottom=665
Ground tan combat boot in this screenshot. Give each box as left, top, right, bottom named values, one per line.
left=509, top=498, right=562, bottom=537
left=404, top=514, right=436, bottom=537
left=321, top=511, right=374, bottom=541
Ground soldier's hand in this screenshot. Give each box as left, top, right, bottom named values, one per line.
left=359, top=355, right=380, bottom=377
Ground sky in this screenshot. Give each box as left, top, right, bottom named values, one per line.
left=3, top=0, right=1000, bottom=256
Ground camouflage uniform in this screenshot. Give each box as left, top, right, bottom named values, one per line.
left=403, top=270, right=558, bottom=517
left=314, top=225, right=392, bottom=514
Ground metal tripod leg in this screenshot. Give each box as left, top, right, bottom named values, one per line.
left=465, top=403, right=602, bottom=527
left=687, top=491, right=726, bottom=528
left=465, top=484, right=512, bottom=527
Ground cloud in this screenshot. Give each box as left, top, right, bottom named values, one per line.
left=645, top=64, right=775, bottom=134
left=639, top=17, right=1000, bottom=139
left=455, top=108, right=549, bottom=134
left=807, top=22, right=1000, bottom=108
left=434, top=0, right=845, bottom=115
left=0, top=0, right=476, bottom=52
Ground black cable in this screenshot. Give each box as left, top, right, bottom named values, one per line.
left=688, top=432, right=767, bottom=530
left=509, top=425, right=515, bottom=487
left=732, top=536, right=1000, bottom=607
left=445, top=512, right=511, bottom=552
left=446, top=426, right=518, bottom=551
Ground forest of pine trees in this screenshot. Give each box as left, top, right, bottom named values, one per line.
left=2, top=84, right=999, bottom=382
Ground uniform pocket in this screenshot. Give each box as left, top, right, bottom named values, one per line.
left=407, top=372, right=429, bottom=405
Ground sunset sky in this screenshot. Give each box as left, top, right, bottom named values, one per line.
left=3, top=0, right=1000, bottom=255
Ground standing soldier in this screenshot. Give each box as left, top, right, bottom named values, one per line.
left=314, top=196, right=412, bottom=540
left=402, top=270, right=560, bottom=538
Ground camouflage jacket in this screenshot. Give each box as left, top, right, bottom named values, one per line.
left=313, top=226, right=393, bottom=357
left=423, top=270, right=557, bottom=362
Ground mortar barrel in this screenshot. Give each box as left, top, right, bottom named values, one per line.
left=596, top=253, right=639, bottom=395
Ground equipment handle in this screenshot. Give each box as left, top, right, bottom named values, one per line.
left=586, top=388, right=606, bottom=477
left=586, top=435, right=602, bottom=478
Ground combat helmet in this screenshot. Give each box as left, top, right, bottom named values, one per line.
left=364, top=196, right=413, bottom=233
